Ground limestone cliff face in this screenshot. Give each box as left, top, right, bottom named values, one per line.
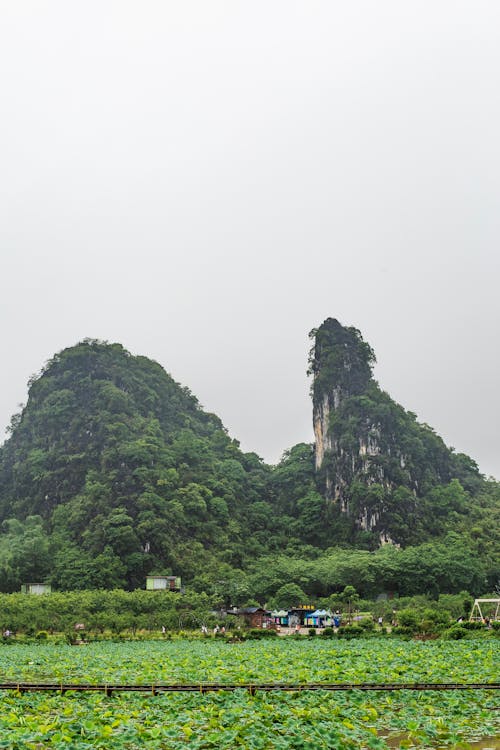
left=309, top=319, right=376, bottom=506
left=313, top=393, right=332, bottom=470
left=309, top=318, right=460, bottom=544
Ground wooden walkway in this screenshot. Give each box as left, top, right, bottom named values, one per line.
left=1, top=682, right=498, bottom=696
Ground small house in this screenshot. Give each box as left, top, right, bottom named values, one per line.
left=21, top=583, right=52, bottom=595
left=232, top=607, right=268, bottom=628
left=146, top=576, right=181, bottom=591
left=288, top=604, right=315, bottom=627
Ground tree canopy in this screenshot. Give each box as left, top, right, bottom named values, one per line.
left=0, top=330, right=497, bottom=601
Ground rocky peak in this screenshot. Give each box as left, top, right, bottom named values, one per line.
left=308, top=319, right=375, bottom=477
left=308, top=319, right=471, bottom=544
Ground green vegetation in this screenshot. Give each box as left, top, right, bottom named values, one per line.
left=0, top=588, right=497, bottom=640
left=0, top=328, right=497, bottom=600
left=0, top=589, right=211, bottom=636
left=308, top=319, right=498, bottom=553
left=0, top=340, right=271, bottom=591
left=0, top=639, right=497, bottom=748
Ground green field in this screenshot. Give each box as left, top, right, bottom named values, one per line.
left=0, top=638, right=497, bottom=748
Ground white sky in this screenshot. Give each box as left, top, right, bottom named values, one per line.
left=1, top=1, right=499, bottom=478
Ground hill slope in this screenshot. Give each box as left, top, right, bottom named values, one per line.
left=308, top=318, right=486, bottom=546
left=0, top=339, right=270, bottom=590
left=0, top=327, right=497, bottom=598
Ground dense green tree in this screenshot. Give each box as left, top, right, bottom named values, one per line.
left=270, top=583, right=308, bottom=609
left=0, top=516, right=51, bottom=592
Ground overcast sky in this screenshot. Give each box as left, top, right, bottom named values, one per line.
left=1, top=1, right=499, bottom=478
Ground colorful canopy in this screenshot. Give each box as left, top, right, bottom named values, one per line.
left=270, top=610, right=289, bottom=618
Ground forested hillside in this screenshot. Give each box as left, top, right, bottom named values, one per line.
left=0, top=328, right=497, bottom=600
left=0, top=340, right=271, bottom=590
left=308, top=319, right=489, bottom=545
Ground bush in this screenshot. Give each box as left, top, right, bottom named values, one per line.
left=337, top=625, right=363, bottom=639
left=321, top=627, right=334, bottom=637
left=390, top=626, right=413, bottom=638
left=359, top=618, right=374, bottom=631
left=419, top=620, right=439, bottom=636
left=247, top=628, right=278, bottom=640
left=422, top=608, right=450, bottom=626
left=35, top=630, right=48, bottom=640
left=443, top=625, right=468, bottom=640
left=308, top=628, right=317, bottom=637
left=397, top=609, right=420, bottom=631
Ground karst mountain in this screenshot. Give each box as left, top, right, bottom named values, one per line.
left=0, top=322, right=497, bottom=597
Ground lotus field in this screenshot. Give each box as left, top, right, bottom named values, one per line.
left=0, top=638, right=497, bottom=749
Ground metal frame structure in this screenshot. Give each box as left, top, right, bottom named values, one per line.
left=469, top=598, right=500, bottom=622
